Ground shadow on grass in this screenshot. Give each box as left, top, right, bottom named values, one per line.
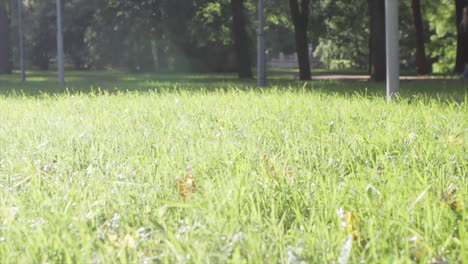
left=0, top=70, right=466, bottom=102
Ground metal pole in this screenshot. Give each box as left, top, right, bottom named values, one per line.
left=56, top=0, right=65, bottom=87
left=257, top=0, right=266, bottom=87
left=17, top=0, right=25, bottom=81
left=385, top=0, right=399, bottom=102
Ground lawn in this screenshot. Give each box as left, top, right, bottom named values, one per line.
left=0, top=71, right=466, bottom=263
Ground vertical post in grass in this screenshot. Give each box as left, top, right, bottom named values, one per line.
left=56, top=0, right=65, bottom=87
left=257, top=0, right=266, bottom=87
left=17, top=0, right=25, bottom=81
left=385, top=0, right=399, bottom=102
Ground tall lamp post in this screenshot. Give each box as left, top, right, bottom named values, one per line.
left=257, top=0, right=266, bottom=87
left=17, top=0, right=25, bottom=81
left=56, top=0, right=65, bottom=87
left=385, top=0, right=399, bottom=101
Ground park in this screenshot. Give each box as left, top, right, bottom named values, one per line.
left=0, top=0, right=467, bottom=263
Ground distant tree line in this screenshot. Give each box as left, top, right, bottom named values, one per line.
left=0, top=0, right=467, bottom=80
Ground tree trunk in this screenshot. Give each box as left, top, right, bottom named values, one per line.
left=0, top=3, right=12, bottom=74
left=368, top=0, right=386, bottom=81
left=455, top=0, right=465, bottom=73
left=289, top=0, right=311, bottom=80
left=231, top=0, right=253, bottom=79
left=368, top=33, right=373, bottom=74
left=411, top=0, right=429, bottom=75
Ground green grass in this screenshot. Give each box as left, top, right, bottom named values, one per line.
left=0, top=71, right=467, bottom=263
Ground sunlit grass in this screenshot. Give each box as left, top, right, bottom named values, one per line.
left=0, top=72, right=466, bottom=263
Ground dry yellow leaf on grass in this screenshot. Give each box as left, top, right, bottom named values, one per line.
left=337, top=209, right=361, bottom=240
left=107, top=233, right=137, bottom=249
left=261, top=154, right=277, bottom=178
left=447, top=136, right=465, bottom=145
left=346, top=211, right=361, bottom=240
left=177, top=170, right=196, bottom=198
left=261, top=154, right=295, bottom=185
left=441, top=184, right=465, bottom=213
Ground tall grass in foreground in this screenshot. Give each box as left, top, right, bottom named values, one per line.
left=0, top=80, right=466, bottom=263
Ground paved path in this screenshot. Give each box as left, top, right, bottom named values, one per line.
left=271, top=71, right=459, bottom=81
left=313, top=74, right=458, bottom=81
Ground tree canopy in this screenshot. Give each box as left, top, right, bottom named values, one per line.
left=0, top=0, right=465, bottom=77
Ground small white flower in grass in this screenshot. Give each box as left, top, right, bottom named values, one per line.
left=336, top=208, right=347, bottom=230
left=41, top=163, right=57, bottom=174
left=329, top=120, right=335, bottom=133
left=86, top=212, right=93, bottom=219
left=109, top=213, right=121, bottom=230
left=404, top=132, right=417, bottom=145
left=137, top=227, right=153, bottom=242
left=28, top=217, right=46, bottom=228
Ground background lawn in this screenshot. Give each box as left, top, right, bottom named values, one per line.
left=0, top=72, right=466, bottom=263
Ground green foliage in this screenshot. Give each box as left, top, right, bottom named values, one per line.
left=425, top=0, right=457, bottom=73
left=329, top=59, right=352, bottom=69
left=313, top=0, right=369, bottom=69
left=192, top=1, right=232, bottom=46
left=7, top=0, right=467, bottom=74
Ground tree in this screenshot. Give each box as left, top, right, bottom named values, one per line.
left=312, top=0, right=368, bottom=69
left=425, top=0, right=457, bottom=73
left=0, top=2, right=12, bottom=74
left=5, top=0, right=460, bottom=76
left=63, top=0, right=99, bottom=69
left=455, top=0, right=466, bottom=73
left=28, top=1, right=55, bottom=70
left=289, top=0, right=311, bottom=80
left=368, top=0, right=386, bottom=81
left=81, top=0, right=238, bottom=72
left=231, top=0, right=253, bottom=78
left=411, top=0, right=429, bottom=75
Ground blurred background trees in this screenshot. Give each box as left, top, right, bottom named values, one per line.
left=0, top=0, right=465, bottom=78
left=0, top=0, right=13, bottom=74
